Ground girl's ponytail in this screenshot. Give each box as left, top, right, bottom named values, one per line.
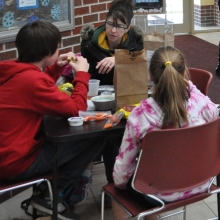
left=149, top=46, right=190, bottom=128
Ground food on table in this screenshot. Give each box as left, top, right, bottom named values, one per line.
left=118, top=104, right=140, bottom=119
left=103, top=111, right=124, bottom=129
left=68, top=117, right=84, bottom=126
left=103, top=123, right=113, bottom=129
left=58, top=83, right=74, bottom=95
left=84, top=112, right=112, bottom=122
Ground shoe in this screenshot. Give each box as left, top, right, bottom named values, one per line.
left=21, top=181, right=53, bottom=217
left=69, top=174, right=92, bottom=206
left=30, top=196, right=80, bottom=220
left=33, top=181, right=50, bottom=198
left=104, top=193, right=112, bottom=208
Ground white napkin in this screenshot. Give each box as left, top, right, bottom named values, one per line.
left=87, top=100, right=95, bottom=111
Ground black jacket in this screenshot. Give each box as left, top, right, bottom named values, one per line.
left=80, top=24, right=144, bottom=85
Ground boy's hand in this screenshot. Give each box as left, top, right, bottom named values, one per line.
left=57, top=52, right=76, bottom=66
left=57, top=52, right=89, bottom=73
left=68, top=56, right=89, bottom=73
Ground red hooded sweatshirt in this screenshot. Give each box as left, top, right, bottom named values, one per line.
left=0, top=60, right=90, bottom=179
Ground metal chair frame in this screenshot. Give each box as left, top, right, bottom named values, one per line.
left=0, top=175, right=53, bottom=219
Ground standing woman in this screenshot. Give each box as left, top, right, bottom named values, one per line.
left=80, top=0, right=144, bottom=85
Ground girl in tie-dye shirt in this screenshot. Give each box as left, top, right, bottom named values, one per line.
left=112, top=46, right=218, bottom=219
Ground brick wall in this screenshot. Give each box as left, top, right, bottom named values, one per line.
left=215, top=0, right=220, bottom=26
left=194, top=4, right=215, bottom=27
left=194, top=0, right=220, bottom=27
left=0, top=0, right=112, bottom=61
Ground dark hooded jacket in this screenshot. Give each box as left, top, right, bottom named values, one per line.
left=80, top=24, right=144, bottom=85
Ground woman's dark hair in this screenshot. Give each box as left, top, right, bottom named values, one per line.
left=149, top=46, right=190, bottom=129
left=16, top=21, right=61, bottom=63
left=107, top=0, right=134, bottom=26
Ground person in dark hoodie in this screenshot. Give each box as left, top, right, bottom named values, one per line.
left=80, top=0, right=144, bottom=85
left=69, top=0, right=144, bottom=208
left=0, top=21, right=106, bottom=220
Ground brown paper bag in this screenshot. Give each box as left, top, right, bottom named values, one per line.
left=144, top=32, right=174, bottom=87
left=114, top=49, right=148, bottom=111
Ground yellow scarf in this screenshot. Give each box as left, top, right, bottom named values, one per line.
left=98, top=30, right=128, bottom=50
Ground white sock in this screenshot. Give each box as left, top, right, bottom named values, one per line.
left=82, top=169, right=92, bottom=177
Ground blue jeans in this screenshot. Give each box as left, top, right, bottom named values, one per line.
left=7, top=136, right=106, bottom=192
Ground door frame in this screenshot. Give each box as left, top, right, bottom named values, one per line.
left=166, top=0, right=192, bottom=34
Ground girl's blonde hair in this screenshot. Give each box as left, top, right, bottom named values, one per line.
left=149, top=46, right=190, bottom=129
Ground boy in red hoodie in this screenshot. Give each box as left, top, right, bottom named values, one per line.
left=0, top=21, right=106, bottom=220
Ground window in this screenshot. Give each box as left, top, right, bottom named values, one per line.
left=0, top=0, right=74, bottom=44
left=135, top=0, right=163, bottom=10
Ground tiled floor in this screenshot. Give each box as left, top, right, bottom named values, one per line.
left=193, top=32, right=220, bottom=46
left=1, top=33, right=220, bottom=220
left=0, top=162, right=219, bottom=220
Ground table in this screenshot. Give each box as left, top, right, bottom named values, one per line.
left=43, top=115, right=126, bottom=219
left=43, top=115, right=220, bottom=219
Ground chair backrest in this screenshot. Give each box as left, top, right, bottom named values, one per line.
left=188, top=67, right=213, bottom=95
left=132, top=117, right=220, bottom=195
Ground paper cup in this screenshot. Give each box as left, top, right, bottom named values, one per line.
left=88, top=79, right=100, bottom=97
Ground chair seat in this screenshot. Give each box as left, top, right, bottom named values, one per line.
left=103, top=183, right=218, bottom=217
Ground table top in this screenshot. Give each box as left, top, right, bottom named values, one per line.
left=43, top=115, right=126, bottom=143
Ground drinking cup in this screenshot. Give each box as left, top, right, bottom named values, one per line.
left=88, top=79, right=100, bottom=97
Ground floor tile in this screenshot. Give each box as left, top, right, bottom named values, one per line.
left=204, top=194, right=218, bottom=204
left=207, top=201, right=218, bottom=216
left=186, top=203, right=216, bottom=220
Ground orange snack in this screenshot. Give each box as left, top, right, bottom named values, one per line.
left=104, top=123, right=113, bottom=129
left=83, top=112, right=112, bottom=122
left=92, top=116, right=106, bottom=121
left=96, top=113, right=106, bottom=117
left=84, top=116, right=92, bottom=122
left=103, top=111, right=124, bottom=129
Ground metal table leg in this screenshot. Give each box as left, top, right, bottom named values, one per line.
left=216, top=174, right=220, bottom=219
left=52, top=142, right=58, bottom=220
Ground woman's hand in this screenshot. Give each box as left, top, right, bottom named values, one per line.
left=96, top=57, right=115, bottom=74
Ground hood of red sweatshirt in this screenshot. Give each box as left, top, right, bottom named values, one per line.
left=0, top=60, right=41, bottom=86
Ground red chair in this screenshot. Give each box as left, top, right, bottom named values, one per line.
left=101, top=117, right=220, bottom=220
left=188, top=67, right=213, bottom=96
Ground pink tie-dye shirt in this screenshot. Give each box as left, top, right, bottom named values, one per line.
left=113, top=81, right=219, bottom=202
